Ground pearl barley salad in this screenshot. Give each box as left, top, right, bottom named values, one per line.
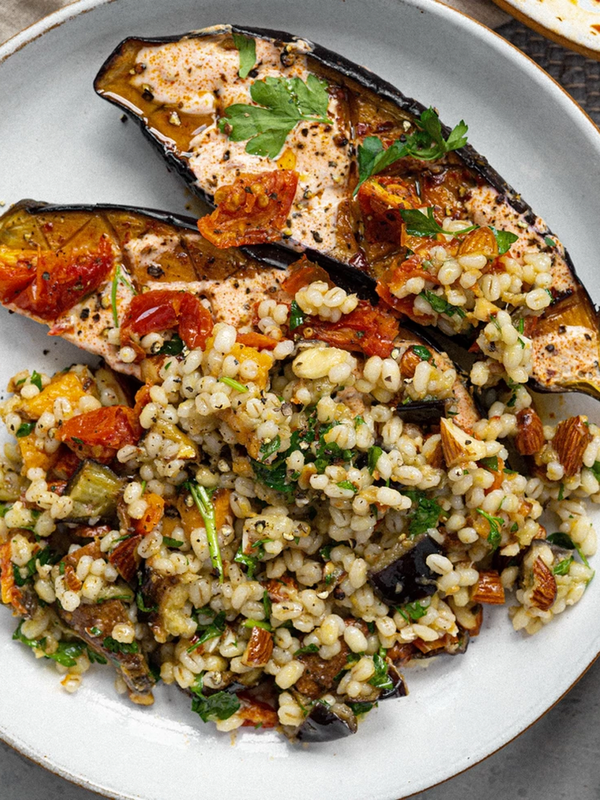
left=1, top=23, right=599, bottom=743
left=0, top=256, right=597, bottom=741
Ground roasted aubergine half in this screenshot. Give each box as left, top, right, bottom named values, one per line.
left=94, top=24, right=600, bottom=399
left=0, top=200, right=478, bottom=433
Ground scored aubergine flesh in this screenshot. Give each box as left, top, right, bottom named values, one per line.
left=94, top=24, right=600, bottom=399
left=0, top=200, right=479, bottom=432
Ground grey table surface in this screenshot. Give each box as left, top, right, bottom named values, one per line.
left=1, top=2, right=600, bottom=799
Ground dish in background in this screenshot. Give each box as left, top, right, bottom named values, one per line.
left=492, top=0, right=600, bottom=60
left=1, top=1, right=600, bottom=799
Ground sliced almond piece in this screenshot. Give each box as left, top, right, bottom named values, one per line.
left=241, top=625, right=274, bottom=667
left=440, top=417, right=488, bottom=467
left=553, top=415, right=591, bottom=477
left=471, top=571, right=505, bottom=605
left=530, top=556, right=557, bottom=611
left=515, top=408, right=544, bottom=456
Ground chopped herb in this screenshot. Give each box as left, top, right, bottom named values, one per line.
left=591, top=461, right=600, bottom=482
left=87, top=648, right=108, bottom=665
left=30, top=371, right=43, bottom=391
left=242, top=619, right=272, bottom=631
left=412, top=345, right=432, bottom=362
left=232, top=33, right=256, bottom=79
left=558, top=484, right=565, bottom=501
left=263, top=589, right=272, bottom=622
left=89, top=626, right=102, bottom=637
left=368, top=649, right=393, bottom=691
left=187, top=611, right=227, bottom=653
left=400, top=207, right=477, bottom=239
left=476, top=507, right=504, bottom=551
left=13, top=623, right=87, bottom=667
left=547, top=532, right=591, bottom=569
left=186, top=482, right=223, bottom=582
left=102, top=636, right=139, bottom=655
left=219, top=376, right=248, bottom=393
left=397, top=600, right=429, bottom=621
left=544, top=236, right=556, bottom=248
left=368, top=445, right=383, bottom=475
left=489, top=227, right=519, bottom=255
left=294, top=643, right=319, bottom=656
left=419, top=289, right=466, bottom=319
left=511, top=522, right=519, bottom=533
left=135, top=589, right=158, bottom=614
left=110, top=266, right=121, bottom=327
left=516, top=317, right=525, bottom=334
left=480, top=456, right=499, bottom=472
left=162, top=536, right=184, bottom=548
left=260, top=435, right=281, bottom=462
left=337, top=480, right=357, bottom=493
left=158, top=334, right=184, bottom=356
left=16, top=421, right=36, bottom=438
left=355, top=416, right=365, bottom=428
left=219, top=75, right=332, bottom=158
left=234, top=547, right=260, bottom=580
left=354, top=107, right=468, bottom=193
left=191, top=686, right=240, bottom=723
left=553, top=556, right=574, bottom=575
left=71, top=436, right=84, bottom=445
left=347, top=701, right=375, bottom=716
left=403, top=490, right=443, bottom=537
left=289, top=299, right=305, bottom=330
left=319, top=544, right=332, bottom=561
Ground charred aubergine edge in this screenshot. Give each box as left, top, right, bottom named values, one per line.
left=93, top=24, right=600, bottom=400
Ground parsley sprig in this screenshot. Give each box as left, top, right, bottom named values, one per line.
left=355, top=107, right=468, bottom=194
left=219, top=75, right=332, bottom=158
left=190, top=672, right=240, bottom=722
left=476, top=508, right=504, bottom=551
left=232, top=33, right=256, bottom=80
left=400, top=207, right=477, bottom=238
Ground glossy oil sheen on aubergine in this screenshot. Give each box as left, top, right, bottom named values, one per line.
left=94, top=24, right=600, bottom=400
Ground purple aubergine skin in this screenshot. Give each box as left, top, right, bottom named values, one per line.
left=295, top=702, right=358, bottom=743
left=369, top=534, right=443, bottom=607
left=93, top=25, right=600, bottom=399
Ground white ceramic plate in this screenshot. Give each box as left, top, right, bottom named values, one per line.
left=492, top=0, right=600, bottom=59
left=1, top=1, right=600, bottom=798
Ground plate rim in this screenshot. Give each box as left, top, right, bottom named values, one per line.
left=0, top=2, right=599, bottom=799
left=491, top=0, right=600, bottom=61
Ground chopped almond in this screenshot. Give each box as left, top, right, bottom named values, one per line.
left=553, top=415, right=591, bottom=477
left=471, top=571, right=505, bottom=605
left=515, top=408, right=544, bottom=456
left=241, top=625, right=273, bottom=667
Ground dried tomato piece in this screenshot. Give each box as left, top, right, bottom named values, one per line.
left=121, top=290, right=214, bottom=361
left=236, top=332, right=279, bottom=350
left=0, top=541, right=29, bottom=615
left=133, top=493, right=165, bottom=536
left=56, top=405, right=142, bottom=462
left=281, top=256, right=333, bottom=295
left=198, top=170, right=298, bottom=248
left=300, top=301, right=400, bottom=358
left=1, top=237, right=114, bottom=320
left=376, top=258, right=438, bottom=321
left=358, top=177, right=420, bottom=244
